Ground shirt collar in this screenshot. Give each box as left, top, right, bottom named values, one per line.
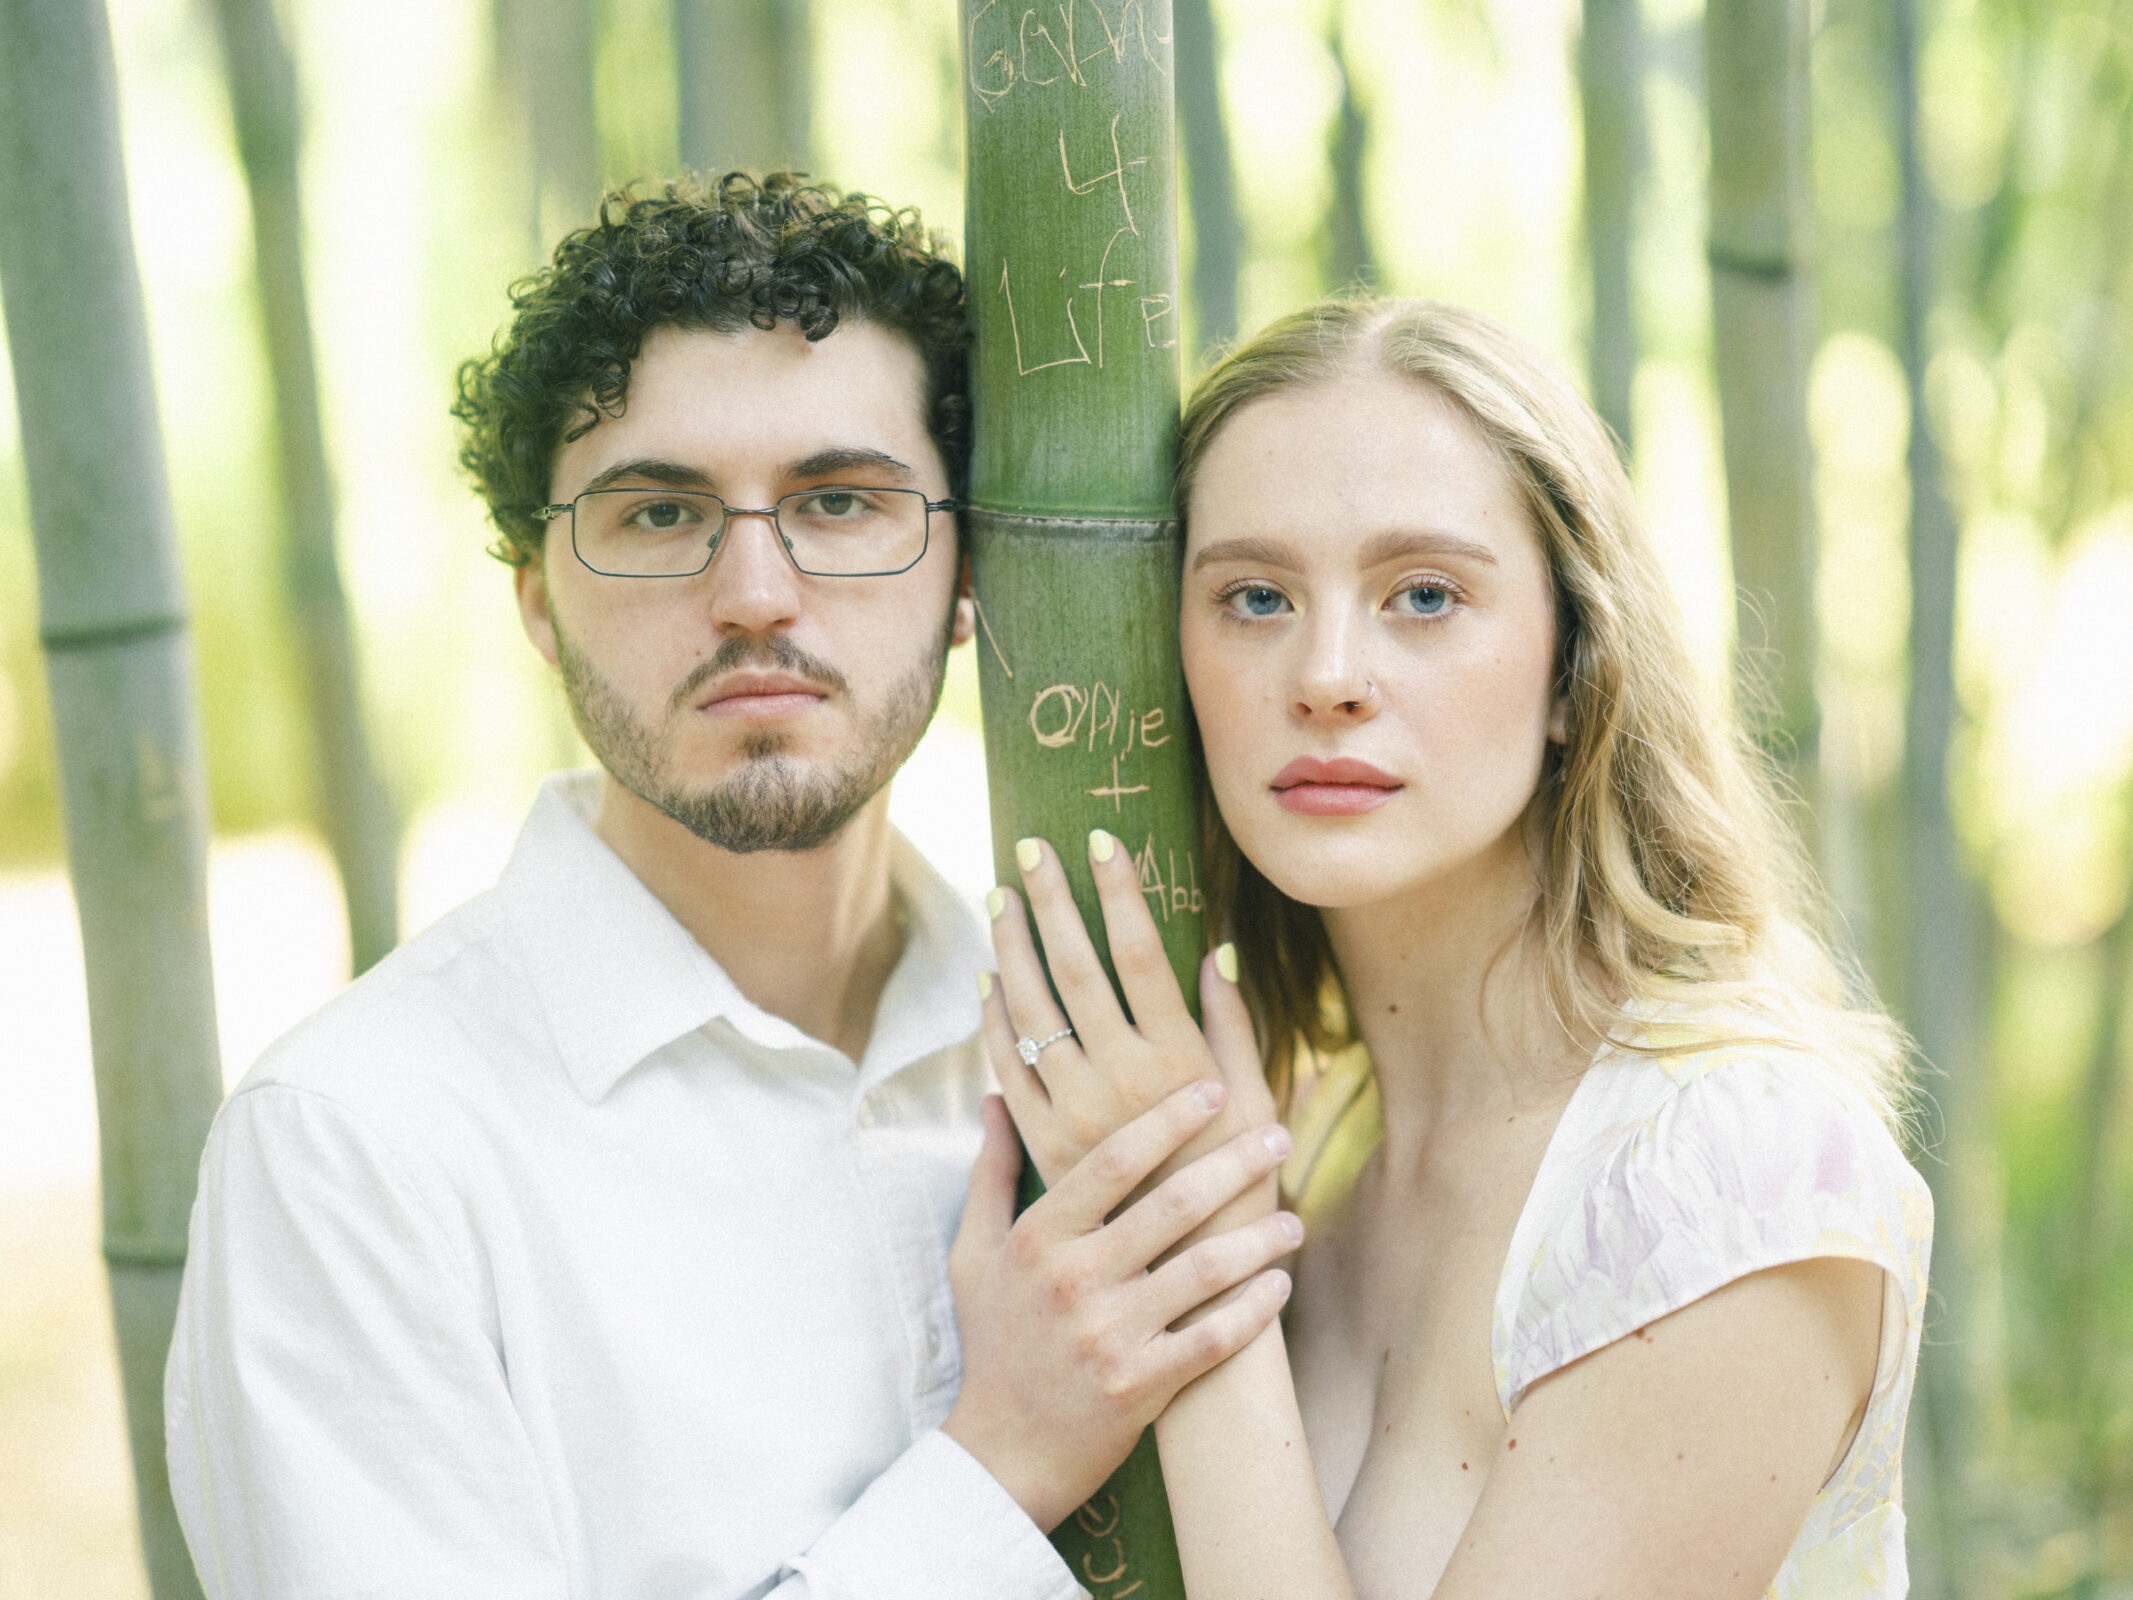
left=499, top=772, right=989, bottom=1104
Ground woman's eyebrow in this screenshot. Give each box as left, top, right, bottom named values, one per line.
left=1190, top=535, right=1301, bottom=572
left=1356, top=529, right=1501, bottom=568
left=1190, top=529, right=1501, bottom=571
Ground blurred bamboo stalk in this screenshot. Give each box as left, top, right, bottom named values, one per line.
left=1323, top=14, right=1372, bottom=294
left=1580, top=0, right=1644, bottom=455
left=959, top=0, right=1199, bottom=1590
left=0, top=1, right=223, bottom=1595
left=1172, top=0, right=1241, bottom=360
left=1704, top=0, right=1818, bottom=788
left=1891, top=0, right=1999, bottom=1591
left=208, top=0, right=402, bottom=976
left=496, top=0, right=600, bottom=250
left=673, top=0, right=812, bottom=177
left=2068, top=904, right=2130, bottom=1553
left=2056, top=38, right=2133, bottom=1580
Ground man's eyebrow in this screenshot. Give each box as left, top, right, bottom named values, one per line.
left=577, top=458, right=716, bottom=495
left=787, top=447, right=914, bottom=482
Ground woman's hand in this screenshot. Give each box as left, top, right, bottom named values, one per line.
left=942, top=1088, right=1301, bottom=1531
left=979, top=829, right=1279, bottom=1193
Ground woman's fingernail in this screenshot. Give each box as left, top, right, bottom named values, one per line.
left=1015, top=837, right=1042, bottom=873
left=1088, top=828, right=1116, bottom=864
left=976, top=971, right=993, bottom=1000
left=1279, top=1212, right=1304, bottom=1245
left=986, top=887, right=1006, bottom=919
left=1193, top=1080, right=1227, bottom=1113
left=1262, top=1125, right=1294, bottom=1159
left=1214, top=942, right=1238, bottom=984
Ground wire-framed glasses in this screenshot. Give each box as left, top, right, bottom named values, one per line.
left=536, top=485, right=955, bottom=578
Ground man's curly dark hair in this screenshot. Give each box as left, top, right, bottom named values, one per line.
left=452, top=171, right=972, bottom=568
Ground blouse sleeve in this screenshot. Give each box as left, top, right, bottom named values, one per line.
left=1496, top=1052, right=1933, bottom=1420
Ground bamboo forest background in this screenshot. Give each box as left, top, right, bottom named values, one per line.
left=1, top=0, right=2129, bottom=1594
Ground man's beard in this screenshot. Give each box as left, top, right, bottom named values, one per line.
left=554, top=616, right=953, bottom=855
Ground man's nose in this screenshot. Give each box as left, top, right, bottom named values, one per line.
left=702, top=507, right=805, bottom=634
left=1292, top=609, right=1378, bottom=722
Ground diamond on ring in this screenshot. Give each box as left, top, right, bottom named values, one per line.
left=1015, top=1027, right=1074, bottom=1067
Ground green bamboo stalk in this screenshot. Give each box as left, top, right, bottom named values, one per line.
left=674, top=0, right=812, bottom=175
left=1704, top=0, right=1818, bottom=782
left=208, top=0, right=402, bottom=975
left=0, top=1, right=224, bottom=1595
left=1580, top=0, right=1643, bottom=453
left=960, top=2, right=1198, bottom=1591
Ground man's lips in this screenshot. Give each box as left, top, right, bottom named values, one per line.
left=1269, top=756, right=1403, bottom=816
left=697, top=672, right=830, bottom=718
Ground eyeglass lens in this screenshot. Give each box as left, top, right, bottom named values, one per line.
left=569, top=487, right=932, bottom=577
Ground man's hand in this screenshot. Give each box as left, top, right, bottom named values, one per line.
left=941, top=1086, right=1300, bottom=1532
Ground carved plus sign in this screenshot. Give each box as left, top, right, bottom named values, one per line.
left=1086, top=754, right=1149, bottom=811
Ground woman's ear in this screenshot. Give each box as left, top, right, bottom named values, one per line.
left=1547, top=688, right=1569, bottom=745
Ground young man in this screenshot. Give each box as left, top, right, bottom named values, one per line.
left=163, top=175, right=1296, bottom=1599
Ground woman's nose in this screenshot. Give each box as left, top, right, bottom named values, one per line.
left=1292, top=612, right=1377, bottom=721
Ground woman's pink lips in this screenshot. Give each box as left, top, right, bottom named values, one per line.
left=1270, top=757, right=1402, bottom=816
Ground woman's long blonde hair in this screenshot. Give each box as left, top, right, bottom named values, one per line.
left=1179, top=297, right=1911, bottom=1128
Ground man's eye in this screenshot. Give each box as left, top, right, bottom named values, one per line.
left=1395, top=583, right=1451, bottom=616
left=626, top=499, right=700, bottom=531
left=800, top=490, right=867, bottom=517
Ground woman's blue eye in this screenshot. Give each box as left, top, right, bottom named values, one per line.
left=1236, top=586, right=1286, bottom=616
left=1397, top=584, right=1450, bottom=616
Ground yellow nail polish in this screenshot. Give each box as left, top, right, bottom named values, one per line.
left=976, top=971, right=994, bottom=1000
left=1215, top=942, right=1239, bottom=984
left=986, top=887, right=1006, bottom=919
left=1015, top=837, right=1042, bottom=873
left=1088, top=828, right=1116, bottom=864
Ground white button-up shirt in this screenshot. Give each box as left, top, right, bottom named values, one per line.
left=165, top=773, right=1083, bottom=1600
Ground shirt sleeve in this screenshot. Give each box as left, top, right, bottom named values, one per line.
left=776, top=1431, right=1087, bottom=1600
left=166, top=1084, right=1084, bottom=1600
left=165, top=1084, right=570, bottom=1600
left=1499, top=1053, right=1933, bottom=1416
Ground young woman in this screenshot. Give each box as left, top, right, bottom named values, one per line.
left=965, top=298, right=1932, bottom=1598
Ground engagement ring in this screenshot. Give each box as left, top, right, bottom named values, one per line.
left=1015, top=1027, right=1075, bottom=1067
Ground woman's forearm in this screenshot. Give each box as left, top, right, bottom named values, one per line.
left=1153, top=1320, right=1358, bottom=1600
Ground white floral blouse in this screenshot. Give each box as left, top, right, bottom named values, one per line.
left=1493, top=1030, right=1935, bottom=1597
